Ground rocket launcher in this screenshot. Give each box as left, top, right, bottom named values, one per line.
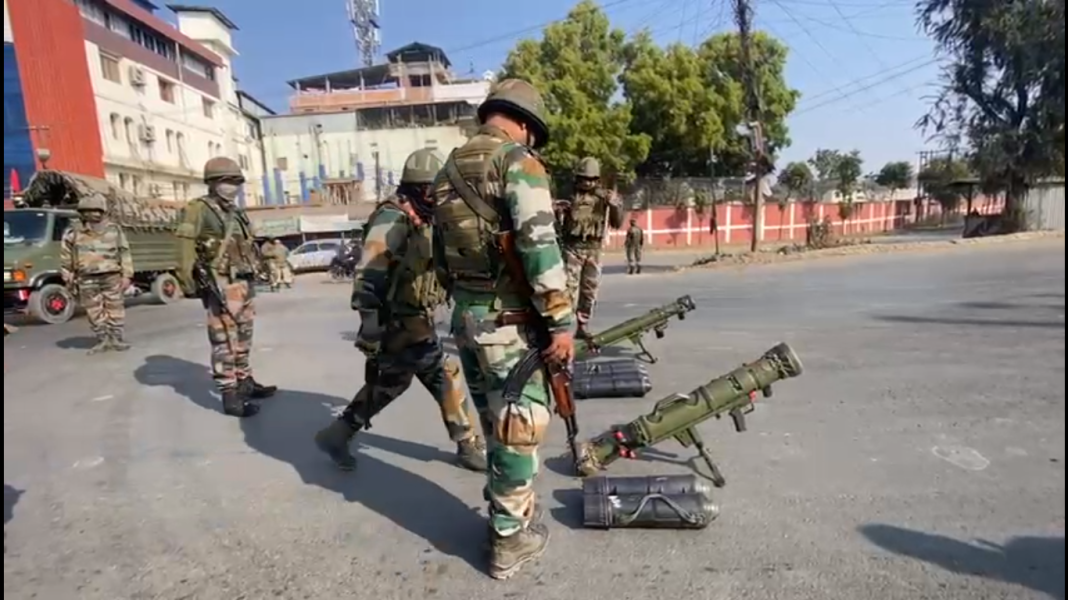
left=576, top=295, right=696, bottom=363
left=574, top=343, right=804, bottom=484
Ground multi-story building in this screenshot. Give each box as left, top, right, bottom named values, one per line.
left=4, top=0, right=35, bottom=201
left=262, top=42, right=491, bottom=204
left=4, top=0, right=267, bottom=205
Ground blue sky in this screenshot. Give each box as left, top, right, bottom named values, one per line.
left=189, top=0, right=940, bottom=171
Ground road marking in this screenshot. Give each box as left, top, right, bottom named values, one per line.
left=932, top=446, right=990, bottom=471
left=72, top=457, right=105, bottom=469
left=91, top=394, right=114, bottom=402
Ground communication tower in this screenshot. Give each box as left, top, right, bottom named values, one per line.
left=348, top=0, right=381, bottom=67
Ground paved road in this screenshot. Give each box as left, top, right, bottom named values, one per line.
left=4, top=240, right=1064, bottom=600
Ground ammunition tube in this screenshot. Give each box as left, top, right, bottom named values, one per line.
left=583, top=491, right=719, bottom=529
left=583, top=474, right=714, bottom=498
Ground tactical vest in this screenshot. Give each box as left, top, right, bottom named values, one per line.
left=368, top=199, right=448, bottom=315
left=431, top=129, right=514, bottom=294
left=68, top=222, right=125, bottom=276
left=194, top=197, right=258, bottom=276
left=562, top=189, right=608, bottom=244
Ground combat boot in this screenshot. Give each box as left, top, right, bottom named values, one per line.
left=87, top=338, right=109, bottom=355
left=108, top=333, right=130, bottom=352
left=314, top=419, right=359, bottom=470
left=456, top=436, right=488, bottom=472
left=489, top=522, right=550, bottom=580
left=222, top=389, right=259, bottom=418
left=636, top=265, right=642, bottom=274
left=240, top=378, right=277, bottom=400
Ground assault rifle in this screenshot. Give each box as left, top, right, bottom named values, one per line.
left=191, top=255, right=232, bottom=319
left=576, top=295, right=695, bottom=363
left=574, top=343, right=804, bottom=483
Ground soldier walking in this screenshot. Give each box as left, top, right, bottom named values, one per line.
left=59, top=193, right=133, bottom=354
left=260, top=238, right=290, bottom=291
left=558, top=157, right=623, bottom=337
left=175, top=158, right=276, bottom=418
left=314, top=149, right=488, bottom=473
left=625, top=218, right=644, bottom=274
left=432, top=79, right=575, bottom=580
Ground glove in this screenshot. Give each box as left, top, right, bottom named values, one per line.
left=355, top=311, right=383, bottom=355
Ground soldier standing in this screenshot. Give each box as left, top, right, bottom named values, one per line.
left=261, top=238, right=290, bottom=291
left=314, top=149, right=488, bottom=473
left=558, top=157, right=623, bottom=337
left=175, top=158, right=276, bottom=418
left=59, top=193, right=133, bottom=354
left=625, top=218, right=644, bottom=275
left=432, top=78, right=574, bottom=580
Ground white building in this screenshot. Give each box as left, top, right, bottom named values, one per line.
left=73, top=0, right=266, bottom=205
left=263, top=42, right=489, bottom=204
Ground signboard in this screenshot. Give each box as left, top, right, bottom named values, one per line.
left=253, top=216, right=300, bottom=237
left=299, top=214, right=360, bottom=233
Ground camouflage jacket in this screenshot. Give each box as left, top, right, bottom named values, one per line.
left=59, top=220, right=133, bottom=280
left=625, top=225, right=644, bottom=247
left=559, top=188, right=624, bottom=246
left=175, top=196, right=258, bottom=288
left=431, top=124, right=573, bottom=332
left=352, top=195, right=447, bottom=325
left=261, top=242, right=289, bottom=264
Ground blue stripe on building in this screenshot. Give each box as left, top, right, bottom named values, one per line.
left=4, top=42, right=36, bottom=198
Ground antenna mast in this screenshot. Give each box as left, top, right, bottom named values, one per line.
left=348, top=0, right=381, bottom=67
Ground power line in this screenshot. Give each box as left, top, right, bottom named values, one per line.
left=796, top=53, right=933, bottom=104
left=792, top=57, right=939, bottom=115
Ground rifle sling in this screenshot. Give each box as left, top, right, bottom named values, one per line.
left=443, top=150, right=499, bottom=224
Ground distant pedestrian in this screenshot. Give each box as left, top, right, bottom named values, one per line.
left=625, top=219, right=644, bottom=274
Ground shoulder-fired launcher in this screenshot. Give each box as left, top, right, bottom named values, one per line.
left=577, top=295, right=695, bottom=362
left=575, top=343, right=803, bottom=484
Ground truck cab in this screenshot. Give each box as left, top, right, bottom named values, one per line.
left=4, top=207, right=79, bottom=324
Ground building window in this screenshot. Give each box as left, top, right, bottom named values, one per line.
left=131, top=175, right=143, bottom=195
left=118, top=173, right=129, bottom=190
left=159, top=78, right=176, bottom=103
left=123, top=117, right=135, bottom=144
left=100, top=52, right=121, bottom=83
left=109, top=113, right=121, bottom=140
left=202, top=98, right=215, bottom=119
left=166, top=129, right=174, bottom=152
left=176, top=132, right=186, bottom=156
left=182, top=51, right=214, bottom=80
left=239, top=155, right=250, bottom=170
left=75, top=0, right=106, bottom=26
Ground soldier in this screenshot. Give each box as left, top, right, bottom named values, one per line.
left=59, top=193, right=133, bottom=354
left=625, top=218, right=644, bottom=275
left=558, top=157, right=623, bottom=337
left=313, top=149, right=488, bottom=473
left=175, top=157, right=277, bottom=418
left=260, top=238, right=291, bottom=291
left=431, top=78, right=574, bottom=580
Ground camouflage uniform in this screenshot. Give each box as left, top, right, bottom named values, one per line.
left=625, top=219, right=644, bottom=274
left=314, top=149, right=487, bottom=473
left=559, top=157, right=623, bottom=334
left=432, top=79, right=572, bottom=580
left=59, top=193, right=133, bottom=354
left=176, top=157, right=277, bottom=418
left=261, top=239, right=291, bottom=291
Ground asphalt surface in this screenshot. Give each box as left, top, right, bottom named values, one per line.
left=4, top=239, right=1065, bottom=600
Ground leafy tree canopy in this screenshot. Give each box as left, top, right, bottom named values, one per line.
left=875, top=161, right=914, bottom=193
left=777, top=161, right=815, bottom=201
left=833, top=150, right=864, bottom=201
left=918, top=156, right=973, bottom=209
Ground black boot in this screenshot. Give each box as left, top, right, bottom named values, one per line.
left=240, top=378, right=277, bottom=400
left=636, top=265, right=642, bottom=274
left=627, top=266, right=634, bottom=275
left=314, top=419, right=359, bottom=470
left=489, top=522, right=550, bottom=580
left=222, top=389, right=259, bottom=418
left=456, top=436, right=488, bottom=472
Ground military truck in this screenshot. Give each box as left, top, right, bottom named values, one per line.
left=4, top=170, right=184, bottom=324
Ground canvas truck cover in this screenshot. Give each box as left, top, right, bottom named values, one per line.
left=19, top=170, right=180, bottom=229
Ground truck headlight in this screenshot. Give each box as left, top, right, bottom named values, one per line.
left=5, top=269, right=26, bottom=283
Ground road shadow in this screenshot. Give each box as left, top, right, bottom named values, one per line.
left=860, top=525, right=1065, bottom=600
left=875, top=314, right=1064, bottom=330
left=132, top=355, right=487, bottom=574
left=602, top=264, right=677, bottom=276
left=4, top=484, right=20, bottom=526
left=55, top=336, right=100, bottom=350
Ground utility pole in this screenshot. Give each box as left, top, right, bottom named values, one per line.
left=733, top=0, right=765, bottom=252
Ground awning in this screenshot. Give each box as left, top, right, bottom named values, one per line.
left=299, top=214, right=363, bottom=233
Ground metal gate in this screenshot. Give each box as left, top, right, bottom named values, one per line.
left=1021, top=179, right=1065, bottom=230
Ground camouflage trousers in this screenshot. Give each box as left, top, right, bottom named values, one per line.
left=452, top=300, right=551, bottom=537
left=564, top=246, right=603, bottom=325
left=79, top=273, right=126, bottom=341
left=267, top=262, right=292, bottom=289
left=205, top=277, right=256, bottom=392
left=626, top=246, right=642, bottom=268
left=341, top=332, right=477, bottom=443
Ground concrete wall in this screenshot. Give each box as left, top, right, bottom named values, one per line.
left=260, top=111, right=468, bottom=203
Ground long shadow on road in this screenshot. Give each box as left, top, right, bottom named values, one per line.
left=133, top=355, right=487, bottom=573
left=860, top=524, right=1065, bottom=600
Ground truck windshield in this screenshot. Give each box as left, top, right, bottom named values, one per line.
left=4, top=211, right=50, bottom=245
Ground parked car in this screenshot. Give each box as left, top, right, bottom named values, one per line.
left=287, top=238, right=346, bottom=273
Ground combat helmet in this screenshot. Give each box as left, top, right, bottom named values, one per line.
left=203, top=157, right=245, bottom=183
left=576, top=157, right=600, bottom=179
left=401, top=148, right=444, bottom=185
left=477, top=78, right=550, bottom=149
left=77, top=193, right=108, bottom=213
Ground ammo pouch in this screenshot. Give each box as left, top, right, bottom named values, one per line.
left=572, top=358, right=652, bottom=399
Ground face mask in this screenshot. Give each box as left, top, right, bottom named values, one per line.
left=82, top=211, right=104, bottom=224
left=214, top=183, right=241, bottom=202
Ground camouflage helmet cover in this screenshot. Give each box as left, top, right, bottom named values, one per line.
left=576, top=156, right=600, bottom=178
left=203, top=157, right=244, bottom=183
left=477, top=78, right=550, bottom=149
left=401, top=148, right=444, bottom=184
left=77, top=193, right=108, bottom=212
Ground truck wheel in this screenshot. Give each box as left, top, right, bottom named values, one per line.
left=151, top=273, right=183, bottom=304
left=28, top=284, right=76, bottom=325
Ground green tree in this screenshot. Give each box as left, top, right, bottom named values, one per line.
left=917, top=0, right=1064, bottom=224
left=918, top=156, right=972, bottom=219
left=622, top=30, right=800, bottom=177
left=833, top=151, right=864, bottom=227
left=500, top=0, right=650, bottom=184
left=874, top=161, right=914, bottom=200
left=776, top=161, right=814, bottom=239
left=808, top=149, right=843, bottom=184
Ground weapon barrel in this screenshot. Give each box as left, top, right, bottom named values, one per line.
left=576, top=295, right=695, bottom=357
left=577, top=343, right=803, bottom=472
